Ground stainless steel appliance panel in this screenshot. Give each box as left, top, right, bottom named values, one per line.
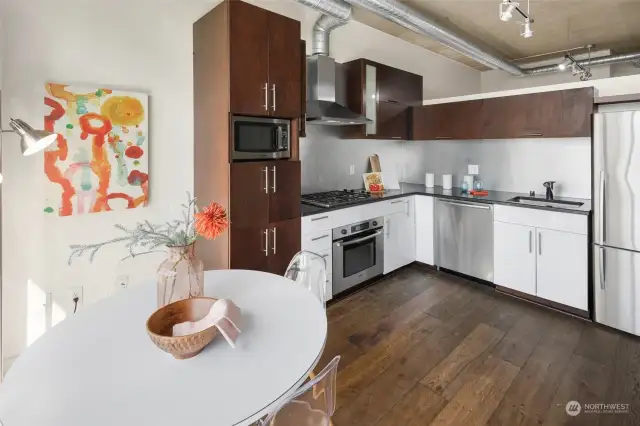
left=594, top=111, right=640, bottom=250
left=333, top=218, right=384, bottom=295
left=435, top=199, right=494, bottom=282
left=594, top=244, right=640, bottom=335
left=231, top=115, right=290, bottom=161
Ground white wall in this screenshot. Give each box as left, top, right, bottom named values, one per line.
left=404, top=138, right=591, bottom=199
left=301, top=127, right=591, bottom=199
left=1, top=0, right=481, bottom=367
left=1, top=0, right=212, bottom=363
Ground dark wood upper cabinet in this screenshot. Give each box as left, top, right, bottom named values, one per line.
left=268, top=161, right=301, bottom=223
left=377, top=102, right=409, bottom=140
left=377, top=63, right=422, bottom=105
left=413, top=100, right=483, bottom=140
left=228, top=0, right=300, bottom=118
left=194, top=0, right=302, bottom=272
left=267, top=218, right=301, bottom=275
left=229, top=0, right=269, bottom=116
left=559, top=88, right=594, bottom=137
left=268, top=12, right=301, bottom=118
left=412, top=88, right=593, bottom=141
left=343, top=59, right=422, bottom=140
left=230, top=161, right=270, bottom=227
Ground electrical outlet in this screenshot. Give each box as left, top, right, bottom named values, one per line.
left=468, top=164, right=479, bottom=175
left=349, top=164, right=355, bottom=175
left=69, top=286, right=83, bottom=314
left=115, top=275, right=129, bottom=291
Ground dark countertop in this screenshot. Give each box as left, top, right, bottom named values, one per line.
left=301, top=182, right=592, bottom=217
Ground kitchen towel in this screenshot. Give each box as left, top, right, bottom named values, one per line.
left=425, top=173, right=435, bottom=188
left=442, top=174, right=453, bottom=190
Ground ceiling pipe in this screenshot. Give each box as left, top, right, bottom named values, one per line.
left=296, top=0, right=640, bottom=78
left=523, top=52, right=640, bottom=75
left=295, top=0, right=353, bottom=56
left=341, top=0, right=525, bottom=76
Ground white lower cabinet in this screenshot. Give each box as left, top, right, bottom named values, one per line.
left=536, top=228, right=588, bottom=310
left=494, top=221, right=536, bottom=295
left=384, top=197, right=416, bottom=274
left=415, top=196, right=434, bottom=265
left=493, top=206, right=588, bottom=312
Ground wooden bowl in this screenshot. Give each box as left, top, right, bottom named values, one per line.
left=146, top=297, right=218, bottom=360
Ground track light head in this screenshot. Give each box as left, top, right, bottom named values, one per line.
left=521, top=19, right=534, bottom=38
left=499, top=0, right=519, bottom=22
left=558, top=55, right=573, bottom=71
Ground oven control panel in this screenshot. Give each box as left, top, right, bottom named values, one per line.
left=333, top=217, right=384, bottom=240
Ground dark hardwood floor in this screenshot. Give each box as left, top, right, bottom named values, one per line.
left=320, top=264, right=640, bottom=426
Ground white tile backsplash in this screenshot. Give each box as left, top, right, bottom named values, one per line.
left=300, top=126, right=592, bottom=199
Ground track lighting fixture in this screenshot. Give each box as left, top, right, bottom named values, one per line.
left=521, top=18, right=534, bottom=38
left=499, top=0, right=518, bottom=22
left=558, top=55, right=573, bottom=71
left=556, top=52, right=592, bottom=81
left=499, top=0, right=534, bottom=38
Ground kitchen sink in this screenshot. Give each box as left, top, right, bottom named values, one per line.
left=507, top=196, right=584, bottom=208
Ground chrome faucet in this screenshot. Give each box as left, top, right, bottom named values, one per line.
left=543, top=181, right=555, bottom=200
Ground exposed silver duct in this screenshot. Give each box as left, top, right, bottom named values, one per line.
left=341, top=0, right=524, bottom=76
left=313, top=14, right=350, bottom=55
left=524, top=52, right=640, bottom=75
left=296, top=0, right=640, bottom=80
left=296, top=0, right=352, bottom=55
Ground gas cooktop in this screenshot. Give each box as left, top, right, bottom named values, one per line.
left=301, top=189, right=373, bottom=208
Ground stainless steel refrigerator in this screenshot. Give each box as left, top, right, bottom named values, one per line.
left=594, top=105, right=640, bottom=336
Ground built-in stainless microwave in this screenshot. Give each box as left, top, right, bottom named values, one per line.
left=231, top=115, right=290, bottom=161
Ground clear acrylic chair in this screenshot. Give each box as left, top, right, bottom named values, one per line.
left=260, top=356, right=340, bottom=426
left=284, top=250, right=328, bottom=308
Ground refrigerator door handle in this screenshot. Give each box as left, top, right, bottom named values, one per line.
left=599, top=246, right=606, bottom=290
left=599, top=170, right=606, bottom=244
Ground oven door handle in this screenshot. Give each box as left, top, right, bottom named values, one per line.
left=336, top=230, right=382, bottom=247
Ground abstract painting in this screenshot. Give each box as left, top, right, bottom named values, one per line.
left=44, top=83, right=149, bottom=216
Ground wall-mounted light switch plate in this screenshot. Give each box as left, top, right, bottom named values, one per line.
left=468, top=164, right=479, bottom=175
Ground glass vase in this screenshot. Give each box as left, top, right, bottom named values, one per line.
left=157, top=243, right=204, bottom=307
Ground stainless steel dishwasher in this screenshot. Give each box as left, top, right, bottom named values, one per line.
left=435, top=199, right=494, bottom=282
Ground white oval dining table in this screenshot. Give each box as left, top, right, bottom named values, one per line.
left=0, top=269, right=327, bottom=426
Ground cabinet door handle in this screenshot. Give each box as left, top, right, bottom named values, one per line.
left=538, top=232, right=542, bottom=255
left=263, top=167, right=269, bottom=194
left=385, top=219, right=390, bottom=237
left=263, top=229, right=269, bottom=257
left=311, top=234, right=329, bottom=242
left=522, top=133, right=543, bottom=137
left=311, top=215, right=329, bottom=222
left=392, top=136, right=402, bottom=139
left=272, top=227, right=277, bottom=254
left=390, top=200, right=404, bottom=204
left=271, top=84, right=276, bottom=111
left=435, top=136, right=451, bottom=139
left=271, top=166, right=277, bottom=193
left=263, top=83, right=269, bottom=111
left=529, top=230, right=532, bottom=253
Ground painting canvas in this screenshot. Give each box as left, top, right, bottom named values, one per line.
left=44, top=83, right=149, bottom=216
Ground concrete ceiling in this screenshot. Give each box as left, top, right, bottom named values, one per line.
left=353, top=0, right=640, bottom=71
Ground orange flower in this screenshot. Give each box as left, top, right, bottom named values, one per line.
left=195, top=202, right=229, bottom=240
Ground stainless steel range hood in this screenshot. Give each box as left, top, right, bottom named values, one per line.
left=306, top=47, right=371, bottom=126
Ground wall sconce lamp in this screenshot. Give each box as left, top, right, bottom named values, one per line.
left=0, top=119, right=58, bottom=183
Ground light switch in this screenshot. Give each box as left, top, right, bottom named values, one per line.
left=468, top=164, right=479, bottom=175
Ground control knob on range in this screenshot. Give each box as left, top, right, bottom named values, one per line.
left=341, top=229, right=347, bottom=235
left=372, top=221, right=378, bottom=226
